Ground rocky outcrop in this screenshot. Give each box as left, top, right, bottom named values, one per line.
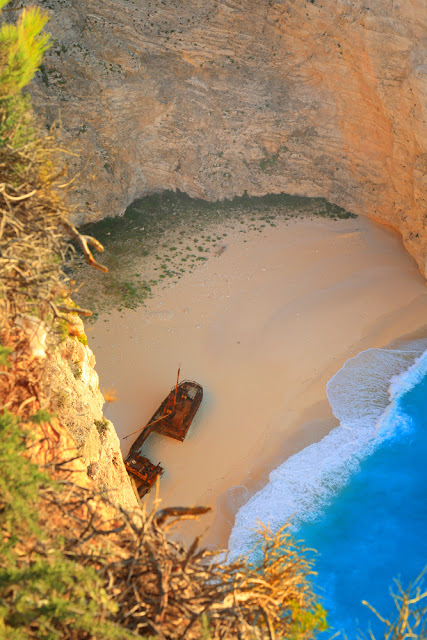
left=30, top=0, right=426, bottom=273
left=41, top=315, right=139, bottom=512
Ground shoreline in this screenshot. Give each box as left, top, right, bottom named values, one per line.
left=87, top=215, right=427, bottom=550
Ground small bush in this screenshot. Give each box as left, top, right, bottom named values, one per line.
left=94, top=417, right=109, bottom=436
left=71, top=361, right=82, bottom=379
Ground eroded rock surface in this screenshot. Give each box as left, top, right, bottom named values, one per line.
left=30, top=0, right=426, bottom=272
left=41, top=315, right=139, bottom=512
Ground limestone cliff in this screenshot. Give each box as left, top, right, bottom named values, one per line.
left=41, top=315, right=139, bottom=512
left=29, top=0, right=426, bottom=273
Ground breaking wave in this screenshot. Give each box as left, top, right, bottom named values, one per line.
left=228, top=340, right=427, bottom=559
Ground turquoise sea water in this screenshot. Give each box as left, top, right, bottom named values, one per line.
left=298, top=355, right=427, bottom=637
left=229, top=341, right=427, bottom=637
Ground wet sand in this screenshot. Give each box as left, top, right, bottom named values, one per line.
left=87, top=216, right=427, bottom=549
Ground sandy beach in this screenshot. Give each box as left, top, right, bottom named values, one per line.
left=87, top=215, right=427, bottom=549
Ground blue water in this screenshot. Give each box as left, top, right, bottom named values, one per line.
left=229, top=343, right=427, bottom=638
left=298, top=369, right=427, bottom=637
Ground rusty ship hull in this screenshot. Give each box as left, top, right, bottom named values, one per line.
left=124, top=380, right=203, bottom=498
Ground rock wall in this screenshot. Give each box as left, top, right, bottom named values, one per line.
left=29, top=0, right=426, bottom=273
left=41, top=315, right=139, bottom=512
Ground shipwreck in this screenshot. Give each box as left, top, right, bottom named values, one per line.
left=124, top=371, right=203, bottom=498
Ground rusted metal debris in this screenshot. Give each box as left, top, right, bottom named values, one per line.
left=148, top=380, right=203, bottom=442
left=124, top=453, right=164, bottom=498
left=124, top=376, right=203, bottom=498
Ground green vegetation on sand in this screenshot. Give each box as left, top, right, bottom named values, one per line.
left=73, top=190, right=356, bottom=317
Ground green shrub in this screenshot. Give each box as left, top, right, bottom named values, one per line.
left=94, top=417, right=109, bottom=436
left=0, top=0, right=50, bottom=146
left=0, top=410, right=135, bottom=639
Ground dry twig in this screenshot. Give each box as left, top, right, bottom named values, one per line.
left=61, top=219, right=108, bottom=272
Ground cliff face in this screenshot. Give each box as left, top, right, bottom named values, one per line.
left=41, top=315, right=139, bottom=512
left=31, top=0, right=426, bottom=273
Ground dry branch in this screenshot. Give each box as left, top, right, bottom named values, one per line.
left=61, top=219, right=108, bottom=272
left=22, top=446, right=322, bottom=640
left=154, top=506, right=211, bottom=528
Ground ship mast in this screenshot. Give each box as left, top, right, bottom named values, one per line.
left=173, top=366, right=180, bottom=409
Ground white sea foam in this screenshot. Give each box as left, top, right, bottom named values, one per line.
left=228, top=343, right=427, bottom=560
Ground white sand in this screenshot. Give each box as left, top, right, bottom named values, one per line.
left=87, top=216, right=427, bottom=549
